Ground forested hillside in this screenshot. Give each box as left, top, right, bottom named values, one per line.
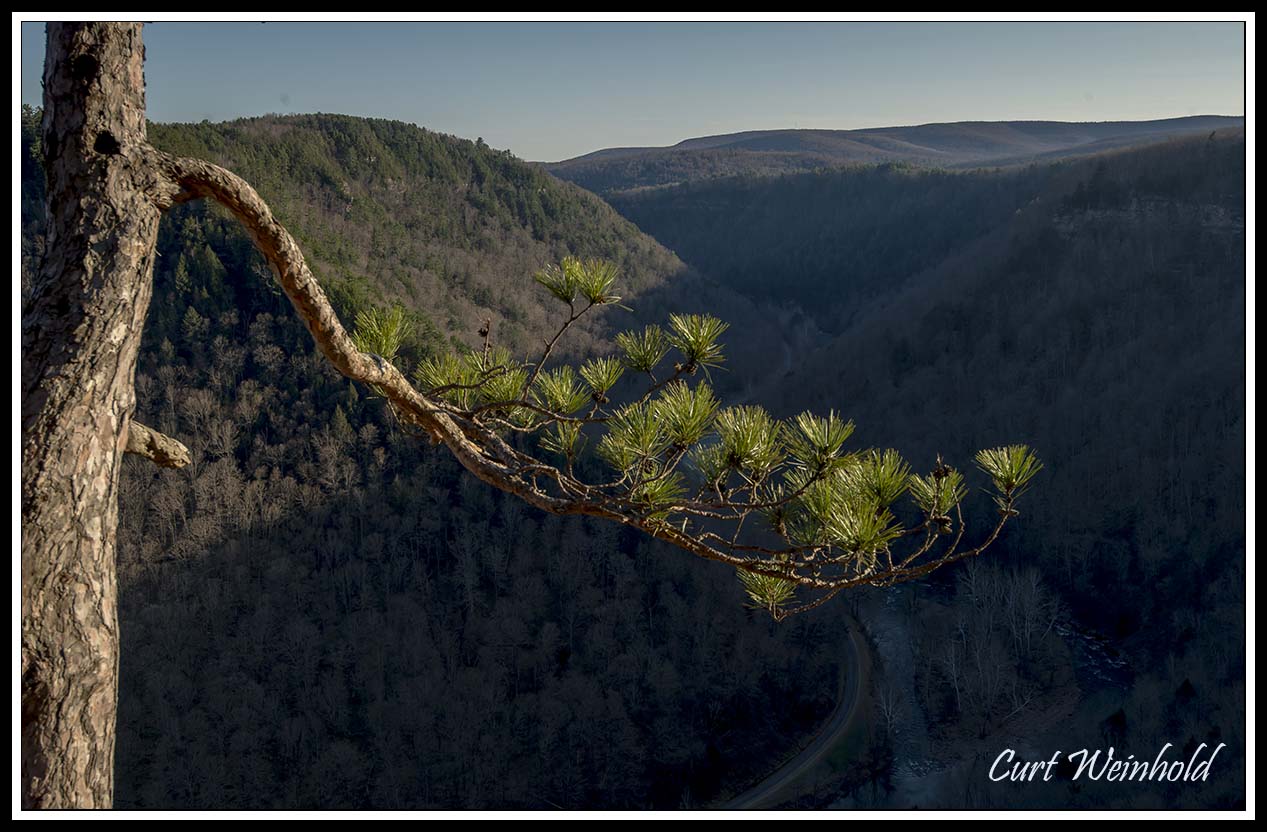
left=612, top=162, right=1054, bottom=330
left=21, top=111, right=840, bottom=808
left=774, top=134, right=1245, bottom=640
left=143, top=114, right=689, bottom=359
left=602, top=133, right=1246, bottom=808
left=610, top=129, right=1245, bottom=335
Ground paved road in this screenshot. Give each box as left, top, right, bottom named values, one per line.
left=721, top=626, right=866, bottom=810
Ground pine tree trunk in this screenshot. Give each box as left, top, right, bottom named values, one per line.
left=21, top=22, right=159, bottom=809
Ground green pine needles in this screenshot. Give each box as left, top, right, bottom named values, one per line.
left=351, top=304, right=411, bottom=362
left=615, top=326, right=670, bottom=374
left=974, top=445, right=1044, bottom=514
left=353, top=258, right=1042, bottom=620
left=534, top=256, right=623, bottom=307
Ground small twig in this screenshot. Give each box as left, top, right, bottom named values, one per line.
left=478, top=317, right=492, bottom=363
left=521, top=301, right=594, bottom=397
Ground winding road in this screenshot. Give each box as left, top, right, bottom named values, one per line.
left=721, top=626, right=868, bottom=810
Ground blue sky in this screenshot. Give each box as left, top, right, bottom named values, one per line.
left=19, top=20, right=1246, bottom=162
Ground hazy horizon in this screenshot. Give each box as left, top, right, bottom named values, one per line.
left=551, top=113, right=1246, bottom=158
left=18, top=20, right=1246, bottom=162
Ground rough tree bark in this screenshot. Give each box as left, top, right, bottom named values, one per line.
left=21, top=22, right=166, bottom=810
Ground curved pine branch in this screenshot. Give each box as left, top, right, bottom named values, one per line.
left=144, top=147, right=1023, bottom=616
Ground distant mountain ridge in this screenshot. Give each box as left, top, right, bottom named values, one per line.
left=545, top=115, right=1244, bottom=195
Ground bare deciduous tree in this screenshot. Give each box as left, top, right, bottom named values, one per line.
left=876, top=683, right=904, bottom=739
